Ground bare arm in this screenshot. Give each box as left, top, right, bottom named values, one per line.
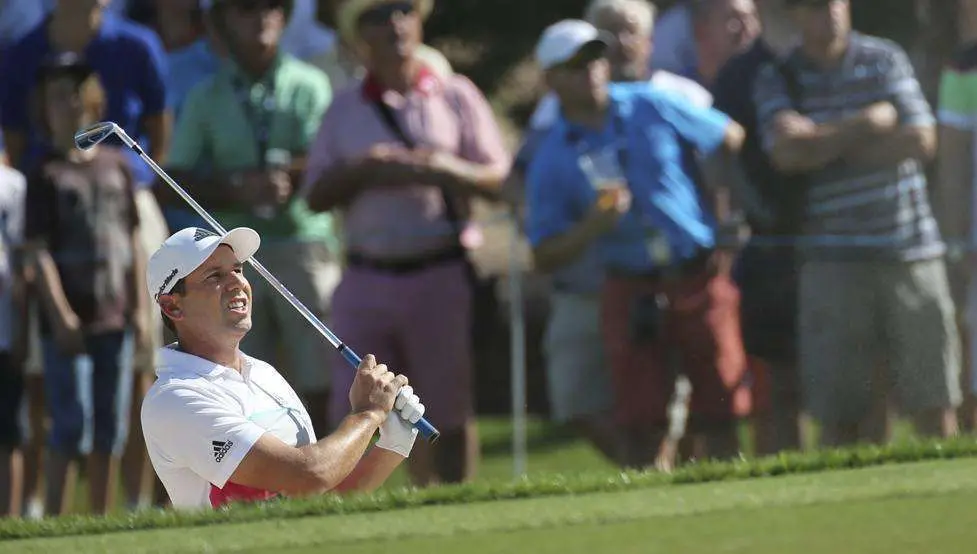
left=701, top=123, right=744, bottom=222
left=697, top=122, right=776, bottom=249
left=28, top=245, right=78, bottom=328
left=426, top=153, right=509, bottom=201
left=228, top=411, right=385, bottom=497
left=10, top=254, right=29, bottom=366
left=767, top=110, right=880, bottom=173
left=532, top=214, right=611, bottom=273
left=304, top=162, right=371, bottom=213
left=332, top=447, right=406, bottom=494
left=845, top=125, right=937, bottom=169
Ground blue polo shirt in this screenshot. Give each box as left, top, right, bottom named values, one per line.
left=0, top=14, right=167, bottom=185
left=526, top=83, right=731, bottom=274
left=166, top=38, right=221, bottom=119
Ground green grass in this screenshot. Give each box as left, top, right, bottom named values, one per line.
left=7, top=433, right=977, bottom=542
left=6, top=458, right=977, bottom=553
left=323, top=493, right=976, bottom=554
left=11, top=417, right=977, bottom=553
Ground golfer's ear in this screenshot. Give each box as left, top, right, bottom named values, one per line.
left=158, top=295, right=183, bottom=322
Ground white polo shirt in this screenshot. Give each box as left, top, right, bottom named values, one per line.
left=141, top=345, right=316, bottom=510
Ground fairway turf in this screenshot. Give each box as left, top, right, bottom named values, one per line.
left=326, top=493, right=975, bottom=554
left=7, top=458, right=977, bottom=553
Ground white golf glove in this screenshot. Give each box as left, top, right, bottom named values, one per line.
left=375, top=386, right=425, bottom=458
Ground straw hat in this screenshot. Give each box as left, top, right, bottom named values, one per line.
left=337, top=0, right=434, bottom=44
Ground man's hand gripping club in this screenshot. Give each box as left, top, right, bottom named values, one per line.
left=349, top=355, right=426, bottom=458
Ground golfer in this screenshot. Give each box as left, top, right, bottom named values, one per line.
left=141, top=227, right=424, bottom=510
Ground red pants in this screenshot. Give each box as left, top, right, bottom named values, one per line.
left=601, top=258, right=749, bottom=427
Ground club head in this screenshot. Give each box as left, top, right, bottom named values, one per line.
left=74, top=122, right=118, bottom=151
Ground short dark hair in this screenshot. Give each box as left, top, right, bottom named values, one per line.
left=160, top=278, right=186, bottom=334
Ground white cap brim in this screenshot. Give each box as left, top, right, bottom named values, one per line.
left=220, top=227, right=261, bottom=265
left=147, top=227, right=261, bottom=300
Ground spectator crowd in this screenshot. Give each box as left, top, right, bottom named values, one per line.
left=0, top=0, right=976, bottom=517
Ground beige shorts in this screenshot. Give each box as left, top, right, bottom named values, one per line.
left=799, top=258, right=962, bottom=425
left=133, top=189, right=170, bottom=371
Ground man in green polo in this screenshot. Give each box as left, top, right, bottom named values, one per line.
left=161, top=0, right=338, bottom=434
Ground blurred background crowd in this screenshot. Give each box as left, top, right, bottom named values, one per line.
left=1, top=0, right=977, bottom=519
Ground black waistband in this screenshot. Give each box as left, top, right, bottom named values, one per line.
left=346, top=246, right=467, bottom=274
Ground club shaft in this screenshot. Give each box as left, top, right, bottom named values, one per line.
left=121, top=137, right=439, bottom=441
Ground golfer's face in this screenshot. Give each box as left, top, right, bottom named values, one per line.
left=182, top=245, right=252, bottom=335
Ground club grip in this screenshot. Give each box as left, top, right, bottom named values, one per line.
left=338, top=345, right=440, bottom=443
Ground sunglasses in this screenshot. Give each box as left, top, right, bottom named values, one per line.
left=556, top=41, right=608, bottom=71
left=358, top=1, right=415, bottom=26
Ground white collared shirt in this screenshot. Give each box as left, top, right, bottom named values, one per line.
left=141, top=345, right=315, bottom=510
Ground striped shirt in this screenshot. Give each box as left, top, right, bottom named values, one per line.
left=753, top=32, right=942, bottom=262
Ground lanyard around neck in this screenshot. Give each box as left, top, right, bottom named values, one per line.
left=233, top=76, right=277, bottom=169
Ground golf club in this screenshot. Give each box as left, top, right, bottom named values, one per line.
left=75, top=121, right=440, bottom=442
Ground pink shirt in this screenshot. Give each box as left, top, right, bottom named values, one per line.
left=301, top=69, right=510, bottom=260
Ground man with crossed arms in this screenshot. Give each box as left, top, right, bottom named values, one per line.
left=140, top=227, right=424, bottom=509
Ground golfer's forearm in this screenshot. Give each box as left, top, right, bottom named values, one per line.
left=288, top=411, right=384, bottom=494
left=332, top=447, right=405, bottom=494
left=158, top=169, right=241, bottom=210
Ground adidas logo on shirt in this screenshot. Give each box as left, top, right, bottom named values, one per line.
left=212, top=440, right=234, bottom=462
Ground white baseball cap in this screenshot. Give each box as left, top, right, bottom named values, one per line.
left=147, top=227, right=261, bottom=301
left=534, top=19, right=610, bottom=71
